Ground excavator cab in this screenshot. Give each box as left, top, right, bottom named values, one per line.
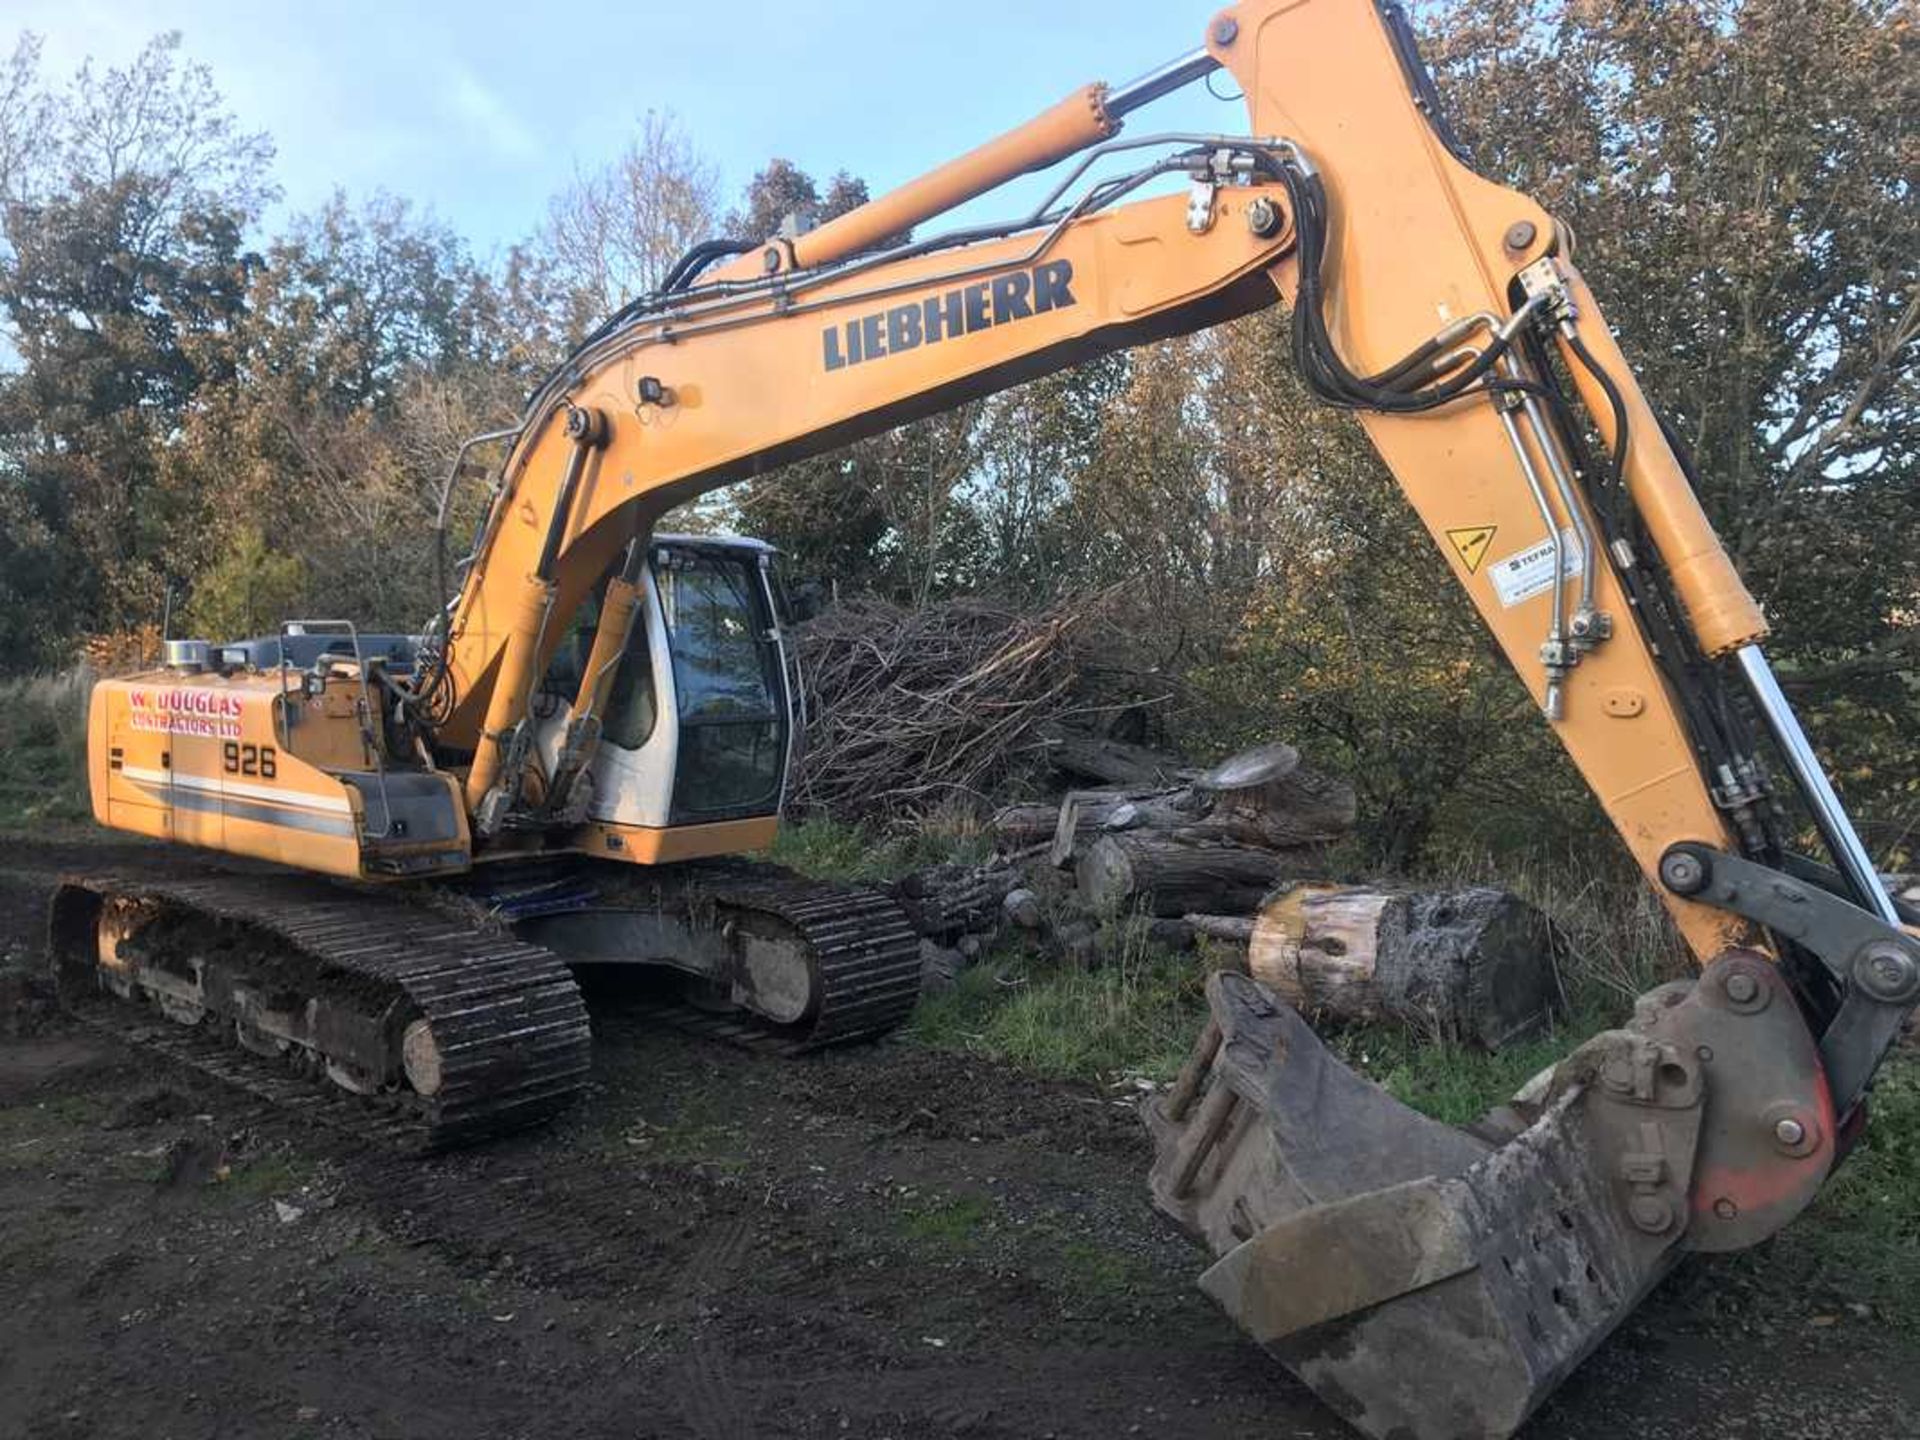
left=534, top=534, right=799, bottom=839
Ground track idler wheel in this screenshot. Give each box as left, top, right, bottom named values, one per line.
left=1146, top=957, right=1834, bottom=1440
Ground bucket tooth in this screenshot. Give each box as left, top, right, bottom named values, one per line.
left=1147, top=970, right=1715, bottom=1440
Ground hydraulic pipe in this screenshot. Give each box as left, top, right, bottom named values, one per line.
left=709, top=46, right=1220, bottom=283
left=760, top=84, right=1120, bottom=275
left=1735, top=645, right=1899, bottom=925
left=534, top=408, right=607, bottom=581
left=1555, top=265, right=1768, bottom=658
left=463, top=409, right=608, bottom=817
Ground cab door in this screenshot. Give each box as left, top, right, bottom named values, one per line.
left=654, top=544, right=790, bottom=824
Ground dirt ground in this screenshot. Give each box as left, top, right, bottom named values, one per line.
left=2, top=835, right=1917, bottom=1440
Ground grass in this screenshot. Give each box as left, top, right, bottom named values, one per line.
left=1782, top=1053, right=1920, bottom=1330
left=895, top=1192, right=998, bottom=1251
left=890, top=1186, right=1159, bottom=1311
left=766, top=810, right=995, bottom=885
left=911, top=920, right=1216, bottom=1086
left=0, top=670, right=92, bottom=827
left=220, top=1152, right=307, bottom=1199
left=898, top=839, right=1685, bottom=1104
left=1050, top=1236, right=1156, bottom=1301
left=911, top=932, right=1615, bottom=1119
left=615, top=1090, right=749, bottom=1174
left=1327, top=1009, right=1614, bottom=1127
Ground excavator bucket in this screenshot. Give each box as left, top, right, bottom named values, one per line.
left=1146, top=963, right=1835, bottom=1440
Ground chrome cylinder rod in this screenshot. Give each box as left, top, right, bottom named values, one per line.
left=1736, top=644, right=1900, bottom=926
left=1107, top=48, right=1220, bottom=119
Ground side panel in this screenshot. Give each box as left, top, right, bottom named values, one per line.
left=91, top=673, right=366, bottom=877
left=91, top=680, right=167, bottom=839
left=570, top=816, right=779, bottom=865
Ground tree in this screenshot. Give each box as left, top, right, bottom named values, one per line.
left=182, top=526, right=307, bottom=640
left=1421, top=0, right=1920, bottom=850
left=535, top=111, right=718, bottom=340
left=0, top=32, right=272, bottom=664
left=170, top=193, right=514, bottom=631
left=726, top=159, right=872, bottom=244
left=971, top=354, right=1130, bottom=600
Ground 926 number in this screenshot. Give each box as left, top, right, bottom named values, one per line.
left=222, top=742, right=277, bottom=779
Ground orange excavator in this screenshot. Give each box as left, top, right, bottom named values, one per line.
left=51, top=3, right=1918, bottom=1435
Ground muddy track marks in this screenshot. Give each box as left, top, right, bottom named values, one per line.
left=674, top=1341, right=759, bottom=1440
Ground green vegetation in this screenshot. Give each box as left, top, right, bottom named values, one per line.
left=182, top=528, right=311, bottom=642
left=219, top=1151, right=307, bottom=1200
left=890, top=1186, right=1160, bottom=1312
left=0, top=672, right=91, bottom=827
left=1772, top=1055, right=1920, bottom=1330
left=895, top=1192, right=998, bottom=1252
left=911, top=928, right=1213, bottom=1086
left=909, top=934, right=1611, bottom=1113
left=615, top=1090, right=749, bottom=1174
left=1328, top=1018, right=1604, bottom=1128
left=766, top=813, right=993, bottom=885
left=907, top=859, right=1665, bottom=1102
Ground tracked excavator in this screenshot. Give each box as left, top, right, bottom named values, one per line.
left=48, top=2, right=1919, bottom=1435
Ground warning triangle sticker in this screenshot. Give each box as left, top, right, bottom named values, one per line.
left=1446, top=525, right=1497, bottom=574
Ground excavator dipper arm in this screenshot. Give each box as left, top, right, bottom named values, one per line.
left=414, top=3, right=1918, bottom=1433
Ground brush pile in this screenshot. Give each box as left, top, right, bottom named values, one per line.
left=789, top=592, right=1160, bottom=818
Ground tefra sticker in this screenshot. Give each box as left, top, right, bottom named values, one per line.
left=1490, top=529, right=1585, bottom=608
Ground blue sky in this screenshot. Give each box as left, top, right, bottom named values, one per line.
left=12, top=0, right=1237, bottom=255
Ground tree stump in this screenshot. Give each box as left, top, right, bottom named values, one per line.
left=1247, top=883, right=1563, bottom=1049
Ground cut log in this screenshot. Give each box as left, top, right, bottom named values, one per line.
left=1045, top=787, right=1191, bottom=867
left=992, top=791, right=1166, bottom=849
left=989, top=803, right=1070, bottom=848
left=1247, top=883, right=1562, bottom=1049
left=1195, top=741, right=1358, bottom=849
left=892, top=863, right=1020, bottom=941
left=1076, top=834, right=1313, bottom=917
left=1047, top=735, right=1193, bottom=788
left=1184, top=913, right=1257, bottom=944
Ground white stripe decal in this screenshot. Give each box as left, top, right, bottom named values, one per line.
left=120, top=767, right=354, bottom=814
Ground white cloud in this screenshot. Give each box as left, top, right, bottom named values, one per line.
left=441, top=63, right=537, bottom=165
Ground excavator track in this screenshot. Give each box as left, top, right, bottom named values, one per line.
left=634, top=862, right=924, bottom=1052
left=47, top=871, right=592, bottom=1151
left=488, top=859, right=924, bottom=1054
